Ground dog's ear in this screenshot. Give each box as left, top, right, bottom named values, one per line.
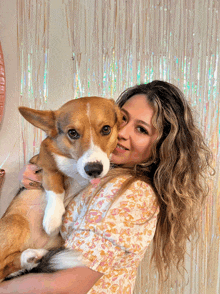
left=19, top=107, right=58, bottom=137
left=109, top=99, right=123, bottom=129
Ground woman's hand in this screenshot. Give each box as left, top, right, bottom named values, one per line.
left=19, top=164, right=43, bottom=189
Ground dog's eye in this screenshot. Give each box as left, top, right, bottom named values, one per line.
left=68, top=129, right=80, bottom=140
left=101, top=125, right=111, bottom=136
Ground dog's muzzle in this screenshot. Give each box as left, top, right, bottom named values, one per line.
left=77, top=145, right=110, bottom=180
left=84, top=162, right=103, bottom=178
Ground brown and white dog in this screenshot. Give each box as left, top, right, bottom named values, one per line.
left=0, top=96, right=122, bottom=281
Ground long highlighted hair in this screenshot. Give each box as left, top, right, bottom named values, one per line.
left=103, top=80, right=213, bottom=281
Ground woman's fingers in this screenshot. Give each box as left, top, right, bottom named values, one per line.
left=19, top=164, right=43, bottom=189
left=21, top=177, right=43, bottom=190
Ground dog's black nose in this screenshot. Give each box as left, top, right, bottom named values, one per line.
left=84, top=162, right=103, bottom=177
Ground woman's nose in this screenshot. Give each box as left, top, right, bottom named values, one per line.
left=118, top=123, right=130, bottom=140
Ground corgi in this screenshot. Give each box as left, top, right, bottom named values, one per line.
left=0, top=96, right=122, bottom=281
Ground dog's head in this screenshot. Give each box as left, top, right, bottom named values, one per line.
left=19, top=97, right=122, bottom=180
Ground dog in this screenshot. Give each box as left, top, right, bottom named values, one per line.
left=0, top=96, right=122, bottom=281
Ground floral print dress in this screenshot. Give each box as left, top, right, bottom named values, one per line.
left=61, top=175, right=159, bottom=293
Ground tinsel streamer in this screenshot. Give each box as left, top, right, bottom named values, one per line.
left=0, top=41, right=6, bottom=124
left=63, top=0, right=220, bottom=293
left=17, top=0, right=50, bottom=165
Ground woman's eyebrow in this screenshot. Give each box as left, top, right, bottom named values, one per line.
left=122, top=108, right=152, bottom=129
left=136, top=119, right=151, bottom=129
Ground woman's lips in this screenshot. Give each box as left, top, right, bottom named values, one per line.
left=114, top=144, right=129, bottom=153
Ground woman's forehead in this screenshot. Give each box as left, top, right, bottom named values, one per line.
left=122, top=94, right=155, bottom=119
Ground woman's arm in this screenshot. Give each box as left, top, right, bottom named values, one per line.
left=0, top=267, right=102, bottom=294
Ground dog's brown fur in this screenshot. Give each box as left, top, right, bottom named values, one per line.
left=0, top=189, right=64, bottom=280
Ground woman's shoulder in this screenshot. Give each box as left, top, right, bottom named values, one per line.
left=101, top=175, right=158, bottom=211
left=106, top=175, right=155, bottom=195
left=104, top=176, right=159, bottom=225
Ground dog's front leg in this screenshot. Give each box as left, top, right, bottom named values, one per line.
left=43, top=171, right=65, bottom=236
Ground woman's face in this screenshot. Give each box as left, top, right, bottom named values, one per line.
left=111, top=94, right=157, bottom=166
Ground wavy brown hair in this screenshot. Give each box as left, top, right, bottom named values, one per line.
left=93, top=80, right=213, bottom=282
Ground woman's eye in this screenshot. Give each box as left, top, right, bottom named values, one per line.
left=121, top=115, right=127, bottom=126
left=137, top=126, right=148, bottom=135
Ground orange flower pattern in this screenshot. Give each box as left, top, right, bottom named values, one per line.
left=61, top=175, right=159, bottom=293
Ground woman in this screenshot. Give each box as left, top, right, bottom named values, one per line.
left=0, top=80, right=213, bottom=293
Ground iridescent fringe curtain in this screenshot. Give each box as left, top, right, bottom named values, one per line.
left=17, top=0, right=219, bottom=293
left=17, top=0, right=50, bottom=164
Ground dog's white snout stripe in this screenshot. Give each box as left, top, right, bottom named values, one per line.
left=87, top=102, right=93, bottom=144
left=76, top=102, right=110, bottom=180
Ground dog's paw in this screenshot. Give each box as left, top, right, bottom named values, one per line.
left=43, top=196, right=65, bottom=236
left=43, top=215, right=62, bottom=236
left=21, top=249, right=48, bottom=271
